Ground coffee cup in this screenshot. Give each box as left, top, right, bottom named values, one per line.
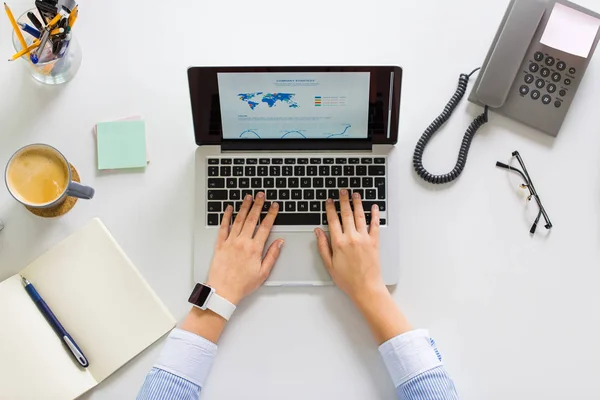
left=4, top=144, right=95, bottom=208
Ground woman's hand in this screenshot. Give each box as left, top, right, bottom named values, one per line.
left=315, top=189, right=412, bottom=344
left=182, top=193, right=283, bottom=343
left=314, top=190, right=385, bottom=303
left=207, top=193, right=284, bottom=305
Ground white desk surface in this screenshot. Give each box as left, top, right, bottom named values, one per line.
left=1, top=0, right=600, bottom=398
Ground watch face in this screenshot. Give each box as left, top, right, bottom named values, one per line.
left=189, top=284, right=213, bottom=307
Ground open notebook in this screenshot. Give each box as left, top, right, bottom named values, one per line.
left=0, top=218, right=176, bottom=399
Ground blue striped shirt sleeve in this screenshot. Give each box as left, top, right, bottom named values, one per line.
left=379, top=329, right=460, bottom=400
left=138, top=328, right=458, bottom=400
left=137, top=368, right=200, bottom=400
left=137, top=329, right=216, bottom=400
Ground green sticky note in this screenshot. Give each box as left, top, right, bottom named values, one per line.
left=97, top=121, right=147, bottom=170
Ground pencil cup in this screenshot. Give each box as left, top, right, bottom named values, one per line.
left=11, top=9, right=82, bottom=85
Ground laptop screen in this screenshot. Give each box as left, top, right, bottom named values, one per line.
left=216, top=72, right=371, bottom=140
left=187, top=66, right=402, bottom=148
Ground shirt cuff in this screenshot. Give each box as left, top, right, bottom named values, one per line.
left=378, top=329, right=442, bottom=388
left=153, top=328, right=218, bottom=388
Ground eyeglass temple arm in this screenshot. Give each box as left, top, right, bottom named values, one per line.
left=495, top=162, right=528, bottom=183
left=530, top=209, right=542, bottom=234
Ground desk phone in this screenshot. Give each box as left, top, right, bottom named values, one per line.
left=469, top=0, right=600, bottom=137
left=414, top=0, right=600, bottom=184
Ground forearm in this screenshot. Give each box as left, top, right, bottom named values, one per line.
left=352, top=285, right=412, bottom=344
left=353, top=288, right=460, bottom=399
left=181, top=307, right=227, bottom=344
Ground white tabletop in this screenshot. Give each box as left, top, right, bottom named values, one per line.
left=2, top=0, right=600, bottom=398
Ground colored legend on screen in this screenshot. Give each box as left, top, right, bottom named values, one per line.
left=314, top=96, right=347, bottom=107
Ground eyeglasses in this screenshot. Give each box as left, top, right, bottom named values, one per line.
left=496, top=151, right=552, bottom=234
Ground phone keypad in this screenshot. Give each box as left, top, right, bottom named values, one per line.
left=519, top=51, right=577, bottom=108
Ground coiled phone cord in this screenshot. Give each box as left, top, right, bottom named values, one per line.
left=413, top=68, right=490, bottom=184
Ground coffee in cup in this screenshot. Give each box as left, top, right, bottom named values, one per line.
left=6, top=146, right=69, bottom=205
left=5, top=144, right=95, bottom=209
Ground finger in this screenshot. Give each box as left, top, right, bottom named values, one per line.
left=314, top=228, right=333, bottom=270
left=241, top=192, right=265, bottom=237
left=217, top=205, right=233, bottom=243
left=369, top=204, right=380, bottom=240
left=352, top=192, right=367, bottom=233
left=339, top=189, right=355, bottom=233
left=261, top=239, right=284, bottom=277
left=255, top=201, right=280, bottom=243
left=326, top=198, right=342, bottom=237
left=231, top=194, right=253, bottom=237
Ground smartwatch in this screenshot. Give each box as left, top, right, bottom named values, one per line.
left=188, top=283, right=236, bottom=321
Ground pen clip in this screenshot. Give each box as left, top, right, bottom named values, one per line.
left=63, top=335, right=89, bottom=368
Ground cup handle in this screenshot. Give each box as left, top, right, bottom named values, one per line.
left=67, top=182, right=95, bottom=200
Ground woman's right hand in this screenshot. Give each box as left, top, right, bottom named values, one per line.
left=315, top=189, right=412, bottom=344
left=314, top=190, right=386, bottom=304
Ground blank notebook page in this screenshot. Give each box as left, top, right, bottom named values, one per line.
left=21, top=218, right=176, bottom=383
left=0, top=276, right=97, bottom=399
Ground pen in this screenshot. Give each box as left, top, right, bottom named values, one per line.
left=4, top=3, right=28, bottom=51
left=20, top=276, right=89, bottom=368
left=34, top=28, right=50, bottom=60
left=8, top=39, right=39, bottom=61
left=27, top=11, right=43, bottom=30
left=35, top=0, right=57, bottom=24
left=18, top=22, right=41, bottom=38
left=50, top=27, right=64, bottom=35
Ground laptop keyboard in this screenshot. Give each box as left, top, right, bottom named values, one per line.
left=206, top=157, right=387, bottom=226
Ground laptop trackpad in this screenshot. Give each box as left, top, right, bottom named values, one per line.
left=264, top=231, right=332, bottom=286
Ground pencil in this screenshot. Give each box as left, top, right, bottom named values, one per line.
left=67, top=5, right=77, bottom=31
left=8, top=39, right=39, bottom=61
left=47, top=12, right=62, bottom=28
left=4, top=3, right=27, bottom=51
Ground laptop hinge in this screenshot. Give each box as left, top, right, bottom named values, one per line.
left=221, top=139, right=372, bottom=152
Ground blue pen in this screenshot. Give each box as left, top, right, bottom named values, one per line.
left=21, top=276, right=90, bottom=368
left=17, top=22, right=41, bottom=39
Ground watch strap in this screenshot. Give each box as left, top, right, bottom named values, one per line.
left=206, top=292, right=236, bottom=321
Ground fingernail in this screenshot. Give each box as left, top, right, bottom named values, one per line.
left=314, top=229, right=319, bottom=237
left=272, top=202, right=279, bottom=209
left=245, top=195, right=252, bottom=200
left=340, top=189, right=348, bottom=196
left=227, top=205, right=233, bottom=211
left=257, top=192, right=265, bottom=199
left=277, top=240, right=284, bottom=249
left=327, top=198, right=333, bottom=204
left=373, top=204, right=379, bottom=211
left=353, top=192, right=360, bottom=199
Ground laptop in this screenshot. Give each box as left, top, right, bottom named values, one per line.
left=188, top=66, right=402, bottom=285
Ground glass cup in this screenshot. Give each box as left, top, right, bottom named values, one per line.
left=11, top=9, right=82, bottom=85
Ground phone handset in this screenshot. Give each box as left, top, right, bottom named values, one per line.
left=476, top=0, right=545, bottom=107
